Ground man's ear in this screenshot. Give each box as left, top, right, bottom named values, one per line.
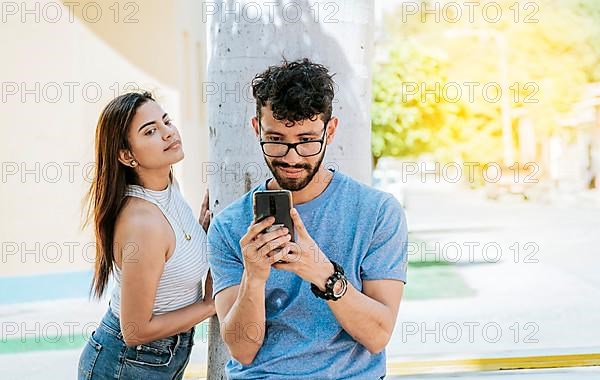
left=118, top=149, right=135, bottom=167
left=325, top=116, right=338, bottom=145
left=251, top=117, right=259, bottom=138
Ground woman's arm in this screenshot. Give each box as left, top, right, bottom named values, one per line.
left=116, top=200, right=215, bottom=346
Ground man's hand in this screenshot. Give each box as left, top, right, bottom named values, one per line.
left=273, top=208, right=334, bottom=291
left=216, top=217, right=292, bottom=366
left=239, top=216, right=292, bottom=283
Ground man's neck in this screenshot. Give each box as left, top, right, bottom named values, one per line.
left=267, top=168, right=333, bottom=205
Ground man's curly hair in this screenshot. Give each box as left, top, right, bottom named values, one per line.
left=251, top=58, right=335, bottom=126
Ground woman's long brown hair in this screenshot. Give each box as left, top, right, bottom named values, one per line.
left=84, top=91, right=157, bottom=299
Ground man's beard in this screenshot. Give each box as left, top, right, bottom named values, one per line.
left=265, top=149, right=326, bottom=191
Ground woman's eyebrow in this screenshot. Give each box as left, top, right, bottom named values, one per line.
left=137, top=120, right=155, bottom=132
left=137, top=113, right=168, bottom=132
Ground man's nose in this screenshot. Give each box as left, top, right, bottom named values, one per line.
left=282, top=145, right=302, bottom=163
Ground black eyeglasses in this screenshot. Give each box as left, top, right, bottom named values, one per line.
left=259, top=119, right=329, bottom=158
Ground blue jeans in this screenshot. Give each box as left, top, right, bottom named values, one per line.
left=78, top=308, right=194, bottom=379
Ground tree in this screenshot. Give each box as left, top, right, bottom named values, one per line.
left=371, top=42, right=478, bottom=164
left=373, top=0, right=600, bottom=168
left=204, top=1, right=375, bottom=378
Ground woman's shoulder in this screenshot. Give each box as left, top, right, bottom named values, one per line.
left=115, top=197, right=172, bottom=242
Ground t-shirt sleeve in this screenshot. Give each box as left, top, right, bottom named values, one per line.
left=360, top=195, right=408, bottom=283
left=206, top=219, right=244, bottom=299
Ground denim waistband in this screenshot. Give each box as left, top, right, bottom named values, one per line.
left=100, top=307, right=195, bottom=346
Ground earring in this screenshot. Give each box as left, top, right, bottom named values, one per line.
left=130, top=160, right=137, bottom=167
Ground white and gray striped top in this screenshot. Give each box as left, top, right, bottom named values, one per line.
left=110, top=179, right=209, bottom=317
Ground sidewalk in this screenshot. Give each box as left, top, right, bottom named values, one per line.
left=393, top=186, right=600, bottom=359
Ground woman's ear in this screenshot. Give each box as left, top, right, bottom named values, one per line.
left=118, top=149, right=135, bottom=167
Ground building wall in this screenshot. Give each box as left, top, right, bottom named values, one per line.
left=0, top=0, right=208, bottom=276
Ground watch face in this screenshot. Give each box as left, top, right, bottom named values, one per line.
left=332, top=278, right=347, bottom=297
left=332, top=280, right=343, bottom=295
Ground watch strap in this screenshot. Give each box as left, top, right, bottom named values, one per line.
left=310, top=260, right=347, bottom=301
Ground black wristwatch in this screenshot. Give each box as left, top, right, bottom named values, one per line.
left=310, top=260, right=348, bottom=301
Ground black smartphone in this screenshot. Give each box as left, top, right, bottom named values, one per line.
left=253, top=190, right=295, bottom=242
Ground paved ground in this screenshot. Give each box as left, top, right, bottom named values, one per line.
left=388, top=185, right=600, bottom=360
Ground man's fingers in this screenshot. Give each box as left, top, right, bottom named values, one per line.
left=282, top=241, right=301, bottom=254
left=290, top=208, right=305, bottom=237
left=258, top=234, right=291, bottom=257
left=249, top=216, right=275, bottom=235
left=240, top=223, right=287, bottom=261
left=278, top=242, right=302, bottom=263
left=241, top=216, right=275, bottom=245
left=269, top=245, right=290, bottom=265
left=253, top=226, right=289, bottom=250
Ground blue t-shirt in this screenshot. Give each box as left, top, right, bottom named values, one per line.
left=207, top=169, right=408, bottom=379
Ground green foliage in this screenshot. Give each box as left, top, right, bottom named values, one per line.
left=372, top=0, right=600, bottom=164
left=372, top=42, right=503, bottom=164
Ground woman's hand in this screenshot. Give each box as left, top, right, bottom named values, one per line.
left=203, top=270, right=216, bottom=315
left=199, top=188, right=211, bottom=232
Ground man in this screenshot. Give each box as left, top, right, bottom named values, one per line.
left=207, top=58, right=408, bottom=379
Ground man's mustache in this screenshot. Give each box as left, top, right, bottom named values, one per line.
left=272, top=162, right=311, bottom=170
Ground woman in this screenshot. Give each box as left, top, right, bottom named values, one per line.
left=79, top=91, right=215, bottom=379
